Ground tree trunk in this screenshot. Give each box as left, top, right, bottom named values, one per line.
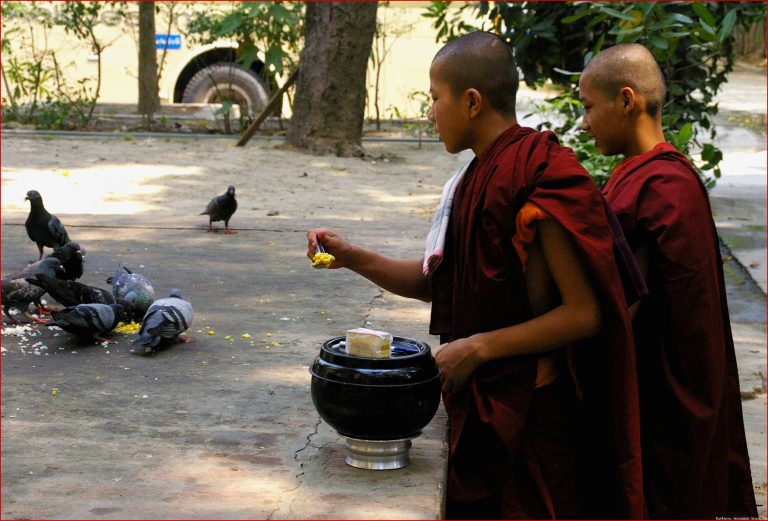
left=287, top=2, right=378, bottom=157
left=138, top=2, right=159, bottom=125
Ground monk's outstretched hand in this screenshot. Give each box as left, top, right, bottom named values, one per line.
left=434, top=337, right=484, bottom=394
left=306, top=228, right=352, bottom=269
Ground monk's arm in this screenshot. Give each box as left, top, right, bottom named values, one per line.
left=345, top=249, right=431, bottom=302
left=435, top=219, right=601, bottom=392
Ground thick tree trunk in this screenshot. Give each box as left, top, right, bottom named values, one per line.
left=138, top=2, right=159, bottom=124
left=287, top=2, right=378, bottom=157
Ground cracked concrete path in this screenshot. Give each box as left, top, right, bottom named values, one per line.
left=1, top=135, right=459, bottom=519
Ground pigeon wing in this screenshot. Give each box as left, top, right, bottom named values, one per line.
left=26, top=274, right=80, bottom=307
left=47, top=215, right=70, bottom=246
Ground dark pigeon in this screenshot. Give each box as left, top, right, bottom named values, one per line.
left=25, top=190, right=70, bottom=260
left=26, top=273, right=115, bottom=307
left=106, top=265, right=155, bottom=321
left=201, top=185, right=237, bottom=234
left=49, top=303, right=124, bottom=342
left=49, top=241, right=85, bottom=281
left=134, top=289, right=194, bottom=353
left=1, top=278, right=48, bottom=324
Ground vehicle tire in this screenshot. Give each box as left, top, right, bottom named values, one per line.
left=181, top=63, right=269, bottom=116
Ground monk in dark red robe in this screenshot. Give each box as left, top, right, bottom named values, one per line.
left=580, top=43, right=757, bottom=519
left=430, top=123, right=644, bottom=519
left=308, top=32, right=644, bottom=519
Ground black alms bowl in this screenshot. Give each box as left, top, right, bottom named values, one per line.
left=309, top=336, right=441, bottom=441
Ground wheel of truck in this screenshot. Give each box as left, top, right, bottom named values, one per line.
left=181, top=63, right=269, bottom=117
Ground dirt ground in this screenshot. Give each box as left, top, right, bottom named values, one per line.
left=0, top=133, right=468, bottom=520
left=0, top=134, right=472, bottom=232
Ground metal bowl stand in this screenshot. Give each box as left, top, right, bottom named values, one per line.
left=341, top=435, right=417, bottom=470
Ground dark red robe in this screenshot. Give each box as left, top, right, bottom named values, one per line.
left=602, top=142, right=757, bottom=519
left=430, top=125, right=644, bottom=518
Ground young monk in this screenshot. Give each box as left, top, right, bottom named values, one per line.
left=308, top=32, right=644, bottom=519
left=579, top=43, right=758, bottom=519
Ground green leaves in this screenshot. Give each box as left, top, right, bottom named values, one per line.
left=423, top=1, right=764, bottom=188
left=183, top=2, right=303, bottom=75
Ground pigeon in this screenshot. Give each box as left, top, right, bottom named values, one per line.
left=2, top=257, right=65, bottom=282
left=26, top=273, right=115, bottom=307
left=201, top=185, right=237, bottom=234
left=2, top=257, right=65, bottom=319
left=134, top=289, right=194, bottom=352
left=48, top=303, right=124, bottom=342
left=1, top=278, right=49, bottom=324
left=49, top=241, right=85, bottom=281
left=106, top=265, right=155, bottom=320
left=25, top=190, right=70, bottom=260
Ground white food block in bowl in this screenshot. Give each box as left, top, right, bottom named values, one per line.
left=345, top=328, right=392, bottom=358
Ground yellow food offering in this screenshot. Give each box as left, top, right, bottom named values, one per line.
left=207, top=330, right=215, bottom=336
left=115, top=321, right=142, bottom=334
left=312, top=252, right=335, bottom=269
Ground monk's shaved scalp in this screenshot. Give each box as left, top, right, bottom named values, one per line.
left=583, top=43, right=666, bottom=117
left=433, top=31, right=519, bottom=117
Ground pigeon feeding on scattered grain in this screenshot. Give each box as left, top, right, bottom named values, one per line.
left=49, top=241, right=85, bottom=281
left=26, top=273, right=115, bottom=307
left=201, top=185, right=237, bottom=234
left=106, top=265, right=155, bottom=320
left=2, top=278, right=50, bottom=324
left=134, top=289, right=194, bottom=353
left=25, top=190, right=70, bottom=260
left=2, top=257, right=65, bottom=321
left=49, top=303, right=125, bottom=343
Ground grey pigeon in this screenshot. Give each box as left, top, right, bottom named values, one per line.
left=26, top=273, right=115, bottom=307
left=25, top=190, right=70, bottom=260
left=49, top=241, right=85, bottom=281
left=3, top=257, right=65, bottom=282
left=2, top=278, right=48, bottom=324
left=201, top=185, right=237, bottom=234
left=49, top=303, right=124, bottom=342
left=134, top=289, right=194, bottom=353
left=106, top=265, right=155, bottom=320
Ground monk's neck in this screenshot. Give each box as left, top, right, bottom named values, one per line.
left=624, top=118, right=666, bottom=157
left=471, top=116, right=519, bottom=157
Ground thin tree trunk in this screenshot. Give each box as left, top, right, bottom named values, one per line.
left=287, top=2, right=378, bottom=157
left=138, top=2, right=159, bottom=125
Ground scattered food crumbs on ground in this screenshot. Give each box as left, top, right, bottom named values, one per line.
left=51, top=389, right=57, bottom=396
left=207, top=331, right=215, bottom=336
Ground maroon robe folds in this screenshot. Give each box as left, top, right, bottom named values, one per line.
left=430, top=125, right=644, bottom=519
left=602, top=142, right=757, bottom=519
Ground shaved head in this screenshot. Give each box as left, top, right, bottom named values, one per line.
left=582, top=43, right=666, bottom=117
left=432, top=31, right=519, bottom=117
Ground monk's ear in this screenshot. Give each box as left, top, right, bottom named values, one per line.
left=466, top=88, right=483, bottom=118
left=619, top=86, right=637, bottom=115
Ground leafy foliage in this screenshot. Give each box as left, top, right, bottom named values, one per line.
left=183, top=2, right=303, bottom=77
left=424, top=1, right=765, bottom=188
left=1, top=1, right=127, bottom=129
